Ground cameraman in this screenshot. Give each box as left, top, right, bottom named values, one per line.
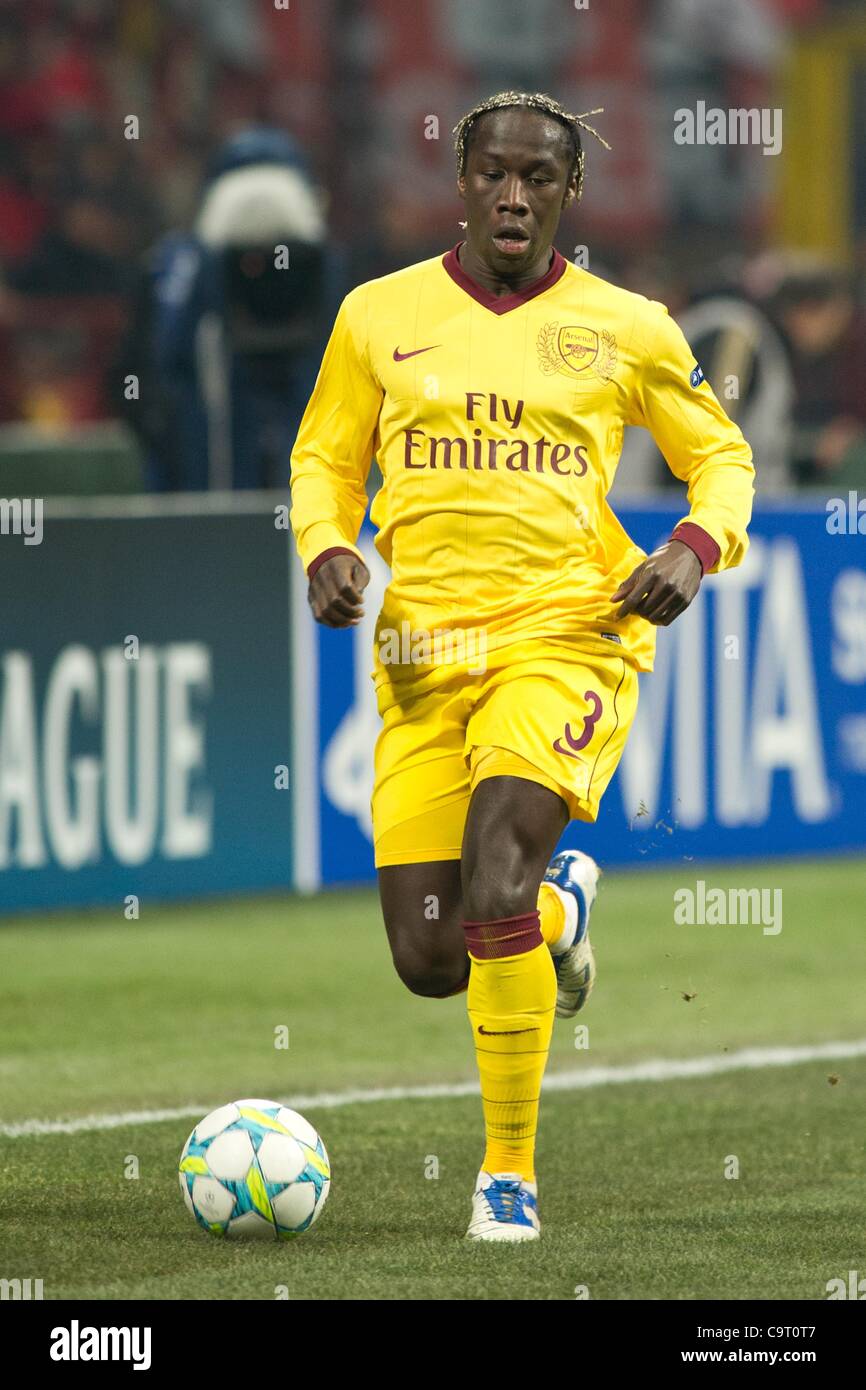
left=119, top=126, right=343, bottom=490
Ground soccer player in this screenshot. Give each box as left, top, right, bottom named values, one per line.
left=290, top=92, right=754, bottom=1241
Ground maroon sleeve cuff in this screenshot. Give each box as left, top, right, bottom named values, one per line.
left=669, top=523, right=720, bottom=577
left=306, top=546, right=362, bottom=583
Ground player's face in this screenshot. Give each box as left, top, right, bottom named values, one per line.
left=458, top=109, right=577, bottom=275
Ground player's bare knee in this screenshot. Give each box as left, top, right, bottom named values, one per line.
left=391, top=949, right=468, bottom=999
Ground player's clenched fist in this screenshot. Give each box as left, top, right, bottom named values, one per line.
left=307, top=554, right=370, bottom=628
left=610, top=539, right=702, bottom=627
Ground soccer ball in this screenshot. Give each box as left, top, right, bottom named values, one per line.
left=178, top=1098, right=330, bottom=1238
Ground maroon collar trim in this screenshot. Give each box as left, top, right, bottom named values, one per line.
left=442, top=242, right=567, bottom=314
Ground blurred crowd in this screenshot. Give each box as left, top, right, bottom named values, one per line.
left=0, top=0, right=864, bottom=491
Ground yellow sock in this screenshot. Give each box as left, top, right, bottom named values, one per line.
left=464, top=912, right=556, bottom=1183
left=538, top=881, right=566, bottom=948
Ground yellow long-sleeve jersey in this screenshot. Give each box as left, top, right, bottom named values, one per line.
left=290, top=245, right=754, bottom=698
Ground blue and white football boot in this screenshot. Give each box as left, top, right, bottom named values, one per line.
left=542, top=849, right=600, bottom=1018
left=466, top=1171, right=540, bottom=1242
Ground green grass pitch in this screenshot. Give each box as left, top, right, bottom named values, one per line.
left=0, top=857, right=864, bottom=1300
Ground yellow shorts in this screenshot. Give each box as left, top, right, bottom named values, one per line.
left=372, top=643, right=639, bottom=867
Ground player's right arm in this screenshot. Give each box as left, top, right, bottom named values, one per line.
left=290, top=288, right=383, bottom=627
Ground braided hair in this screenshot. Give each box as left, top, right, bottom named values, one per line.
left=453, top=91, right=610, bottom=203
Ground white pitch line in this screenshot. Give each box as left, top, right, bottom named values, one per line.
left=2, top=1038, right=865, bottom=1139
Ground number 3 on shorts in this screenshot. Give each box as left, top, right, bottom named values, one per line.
left=552, top=689, right=603, bottom=759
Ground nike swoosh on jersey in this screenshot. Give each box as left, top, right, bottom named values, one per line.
left=392, top=344, right=440, bottom=361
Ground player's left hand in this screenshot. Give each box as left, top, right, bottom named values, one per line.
left=608, top=540, right=702, bottom=626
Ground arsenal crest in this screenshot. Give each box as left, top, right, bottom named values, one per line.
left=537, top=322, right=617, bottom=381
